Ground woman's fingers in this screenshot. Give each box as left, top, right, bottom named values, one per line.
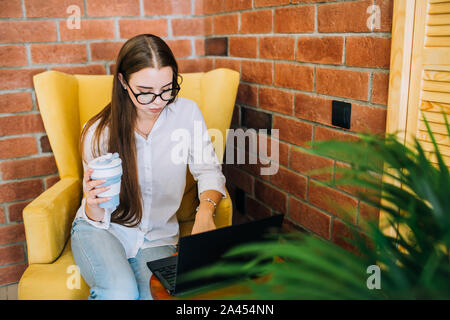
left=88, top=185, right=110, bottom=197
left=86, top=196, right=111, bottom=206
left=86, top=178, right=107, bottom=191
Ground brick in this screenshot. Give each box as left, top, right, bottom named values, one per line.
left=376, top=0, right=394, bottom=32
left=290, top=147, right=333, bottom=181
left=253, top=134, right=289, bottom=167
left=274, top=63, right=314, bottom=92
left=45, top=176, right=60, bottom=189
left=359, top=201, right=380, bottom=229
left=0, top=45, right=27, bottom=67
left=334, top=161, right=382, bottom=200
left=205, top=38, right=228, bottom=56
left=241, top=60, right=273, bottom=85
left=195, top=39, right=205, bottom=56
left=308, top=180, right=357, bottom=223
left=0, top=263, right=28, bottom=286
left=0, top=137, right=38, bottom=159
left=259, top=36, right=295, bottom=60
left=0, top=179, right=44, bottom=203
left=166, top=39, right=192, bottom=58
left=0, top=207, right=5, bottom=224
left=351, top=105, right=387, bottom=134
left=172, top=17, right=212, bottom=37
left=332, top=219, right=367, bottom=254
left=0, top=114, right=45, bottom=136
left=271, top=166, right=307, bottom=200
left=50, top=64, right=106, bottom=75
left=316, top=68, right=369, bottom=101
left=241, top=10, right=273, bottom=34
left=224, top=0, right=252, bottom=12
left=214, top=13, right=239, bottom=35
left=225, top=166, right=254, bottom=194
left=234, top=151, right=271, bottom=182
left=25, top=0, right=84, bottom=17
left=231, top=105, right=240, bottom=126
left=229, top=37, right=257, bottom=58
left=31, top=43, right=87, bottom=64
left=289, top=197, right=331, bottom=239
left=0, top=93, right=33, bottom=114
left=144, top=0, right=191, bottom=15
left=372, top=72, right=389, bottom=105
left=273, top=116, right=313, bottom=147
left=195, top=0, right=224, bottom=15
left=314, top=126, right=359, bottom=143
left=0, top=224, right=25, bottom=246
left=0, top=68, right=46, bottom=90
left=241, top=107, right=272, bottom=132
left=236, top=83, right=257, bottom=106
left=86, top=0, right=140, bottom=16
left=118, top=19, right=168, bottom=39
left=0, top=0, right=22, bottom=18
left=214, top=58, right=240, bottom=73
left=255, top=0, right=290, bottom=7
left=346, top=37, right=391, bottom=68
left=0, top=244, right=25, bottom=265
left=318, top=0, right=373, bottom=33
left=295, top=93, right=331, bottom=125
left=255, top=180, right=287, bottom=213
left=0, top=156, right=58, bottom=180
left=0, top=21, right=57, bottom=43
left=297, top=37, right=344, bottom=65
left=259, top=87, right=293, bottom=115
left=177, top=58, right=213, bottom=73
left=274, top=6, right=315, bottom=33
left=39, top=136, right=52, bottom=153
left=8, top=201, right=32, bottom=223
left=60, top=19, right=115, bottom=41
left=246, top=196, right=272, bottom=220
left=90, top=41, right=125, bottom=61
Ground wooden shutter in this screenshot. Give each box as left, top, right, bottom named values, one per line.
left=382, top=0, right=450, bottom=236
left=406, top=0, right=450, bottom=166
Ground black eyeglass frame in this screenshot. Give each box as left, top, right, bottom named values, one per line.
left=123, top=78, right=180, bottom=105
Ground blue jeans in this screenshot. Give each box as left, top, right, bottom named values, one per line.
left=70, top=218, right=177, bottom=300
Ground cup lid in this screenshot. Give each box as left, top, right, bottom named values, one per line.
left=88, top=152, right=122, bottom=169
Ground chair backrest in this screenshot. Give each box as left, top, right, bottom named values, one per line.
left=33, top=68, right=239, bottom=220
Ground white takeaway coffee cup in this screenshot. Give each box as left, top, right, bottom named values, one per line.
left=88, top=152, right=122, bottom=209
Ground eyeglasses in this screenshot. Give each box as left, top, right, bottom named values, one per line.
left=123, top=79, right=180, bottom=105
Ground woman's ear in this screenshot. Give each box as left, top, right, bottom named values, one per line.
left=118, top=73, right=126, bottom=89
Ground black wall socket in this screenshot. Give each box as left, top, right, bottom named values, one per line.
left=332, top=100, right=351, bottom=129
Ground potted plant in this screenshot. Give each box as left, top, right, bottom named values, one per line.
left=184, top=114, right=450, bottom=299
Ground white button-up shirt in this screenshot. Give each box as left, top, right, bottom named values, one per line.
left=73, top=97, right=227, bottom=259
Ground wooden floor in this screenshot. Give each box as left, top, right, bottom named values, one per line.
left=0, top=283, right=18, bottom=300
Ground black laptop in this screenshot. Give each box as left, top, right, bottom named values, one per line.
left=147, top=214, right=284, bottom=296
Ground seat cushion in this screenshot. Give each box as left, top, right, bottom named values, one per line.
left=18, top=220, right=198, bottom=300
left=18, top=238, right=90, bottom=300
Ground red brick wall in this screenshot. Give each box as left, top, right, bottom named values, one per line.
left=0, top=0, right=212, bottom=287
left=0, top=0, right=392, bottom=288
left=213, top=0, right=392, bottom=251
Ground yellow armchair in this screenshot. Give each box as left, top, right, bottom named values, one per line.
left=18, top=68, right=240, bottom=300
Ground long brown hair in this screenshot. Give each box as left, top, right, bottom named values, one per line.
left=79, top=34, right=183, bottom=227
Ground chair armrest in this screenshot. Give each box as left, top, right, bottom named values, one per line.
left=213, top=187, right=233, bottom=228
left=23, top=177, right=82, bottom=264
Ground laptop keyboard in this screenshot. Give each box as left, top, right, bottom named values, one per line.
left=154, top=264, right=177, bottom=288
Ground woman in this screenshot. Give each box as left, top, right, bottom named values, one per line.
left=70, top=34, right=227, bottom=300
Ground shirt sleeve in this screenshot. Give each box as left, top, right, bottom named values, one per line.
left=188, top=102, right=227, bottom=200
left=80, top=121, right=114, bottom=229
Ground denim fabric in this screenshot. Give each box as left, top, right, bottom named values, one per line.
left=70, top=218, right=176, bottom=300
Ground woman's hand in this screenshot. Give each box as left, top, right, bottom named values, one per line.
left=191, top=209, right=216, bottom=235
left=83, top=168, right=110, bottom=221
